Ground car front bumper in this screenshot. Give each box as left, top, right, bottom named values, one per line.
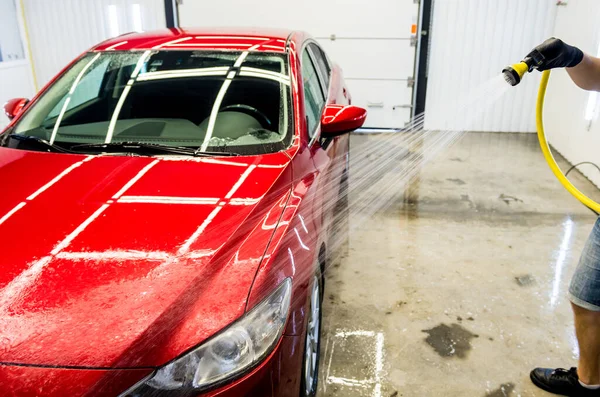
left=0, top=335, right=304, bottom=397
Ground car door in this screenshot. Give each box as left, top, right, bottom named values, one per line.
left=307, top=42, right=349, bottom=198
left=301, top=42, right=347, bottom=241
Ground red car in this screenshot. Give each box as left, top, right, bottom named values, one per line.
left=0, top=28, right=366, bottom=396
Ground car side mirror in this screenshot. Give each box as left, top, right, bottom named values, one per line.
left=320, top=104, right=367, bottom=137
left=4, top=98, right=29, bottom=121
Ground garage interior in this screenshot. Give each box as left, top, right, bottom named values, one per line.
left=3, top=0, right=600, bottom=396
left=322, top=132, right=599, bottom=396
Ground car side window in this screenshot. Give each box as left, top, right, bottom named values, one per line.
left=308, top=43, right=331, bottom=89
left=302, top=48, right=325, bottom=138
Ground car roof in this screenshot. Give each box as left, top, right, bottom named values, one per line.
left=93, top=27, right=296, bottom=53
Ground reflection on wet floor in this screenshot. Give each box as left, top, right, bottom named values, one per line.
left=318, top=132, right=599, bottom=397
left=403, top=131, right=423, bottom=206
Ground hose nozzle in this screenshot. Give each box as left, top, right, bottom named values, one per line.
left=502, top=62, right=529, bottom=86
left=502, top=49, right=546, bottom=86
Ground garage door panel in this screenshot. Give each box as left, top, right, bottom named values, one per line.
left=318, top=39, right=415, bottom=80
left=346, top=80, right=412, bottom=128
left=179, top=1, right=417, bottom=38
left=296, top=0, right=418, bottom=37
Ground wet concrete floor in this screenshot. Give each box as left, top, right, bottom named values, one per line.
left=318, top=132, right=600, bottom=397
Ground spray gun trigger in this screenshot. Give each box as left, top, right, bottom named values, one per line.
left=525, top=50, right=546, bottom=72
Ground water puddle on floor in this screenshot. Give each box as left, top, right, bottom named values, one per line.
left=422, top=323, right=479, bottom=358
left=485, top=382, right=515, bottom=397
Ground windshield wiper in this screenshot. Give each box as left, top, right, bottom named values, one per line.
left=70, top=142, right=239, bottom=157
left=2, top=134, right=72, bottom=153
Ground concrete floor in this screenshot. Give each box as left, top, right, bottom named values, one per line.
left=318, top=132, right=600, bottom=397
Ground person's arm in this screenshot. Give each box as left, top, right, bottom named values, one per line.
left=566, top=54, right=600, bottom=92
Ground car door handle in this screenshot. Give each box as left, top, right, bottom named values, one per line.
left=367, top=102, right=384, bottom=108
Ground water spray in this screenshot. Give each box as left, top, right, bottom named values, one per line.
left=502, top=58, right=600, bottom=213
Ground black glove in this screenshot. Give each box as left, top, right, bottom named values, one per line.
left=526, top=38, right=584, bottom=71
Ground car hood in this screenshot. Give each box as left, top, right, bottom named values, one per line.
left=0, top=148, right=292, bottom=368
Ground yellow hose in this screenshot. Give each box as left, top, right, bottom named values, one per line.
left=536, top=70, right=600, bottom=212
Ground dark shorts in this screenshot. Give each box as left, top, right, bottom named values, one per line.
left=569, top=217, right=600, bottom=311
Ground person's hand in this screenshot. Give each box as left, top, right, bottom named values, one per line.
left=526, top=38, right=584, bottom=71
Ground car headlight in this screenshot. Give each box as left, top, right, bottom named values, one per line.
left=121, top=278, right=292, bottom=396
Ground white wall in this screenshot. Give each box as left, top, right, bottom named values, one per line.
left=22, top=0, right=166, bottom=87
left=0, top=62, right=36, bottom=128
left=544, top=0, right=600, bottom=188
left=425, top=0, right=557, bottom=132
left=0, top=0, right=26, bottom=62
left=0, top=0, right=35, bottom=129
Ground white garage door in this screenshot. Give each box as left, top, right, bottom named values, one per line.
left=178, top=0, right=418, bottom=128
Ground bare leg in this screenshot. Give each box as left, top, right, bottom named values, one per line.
left=572, top=302, right=600, bottom=385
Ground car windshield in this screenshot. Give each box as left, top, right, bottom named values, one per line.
left=9, top=50, right=292, bottom=156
